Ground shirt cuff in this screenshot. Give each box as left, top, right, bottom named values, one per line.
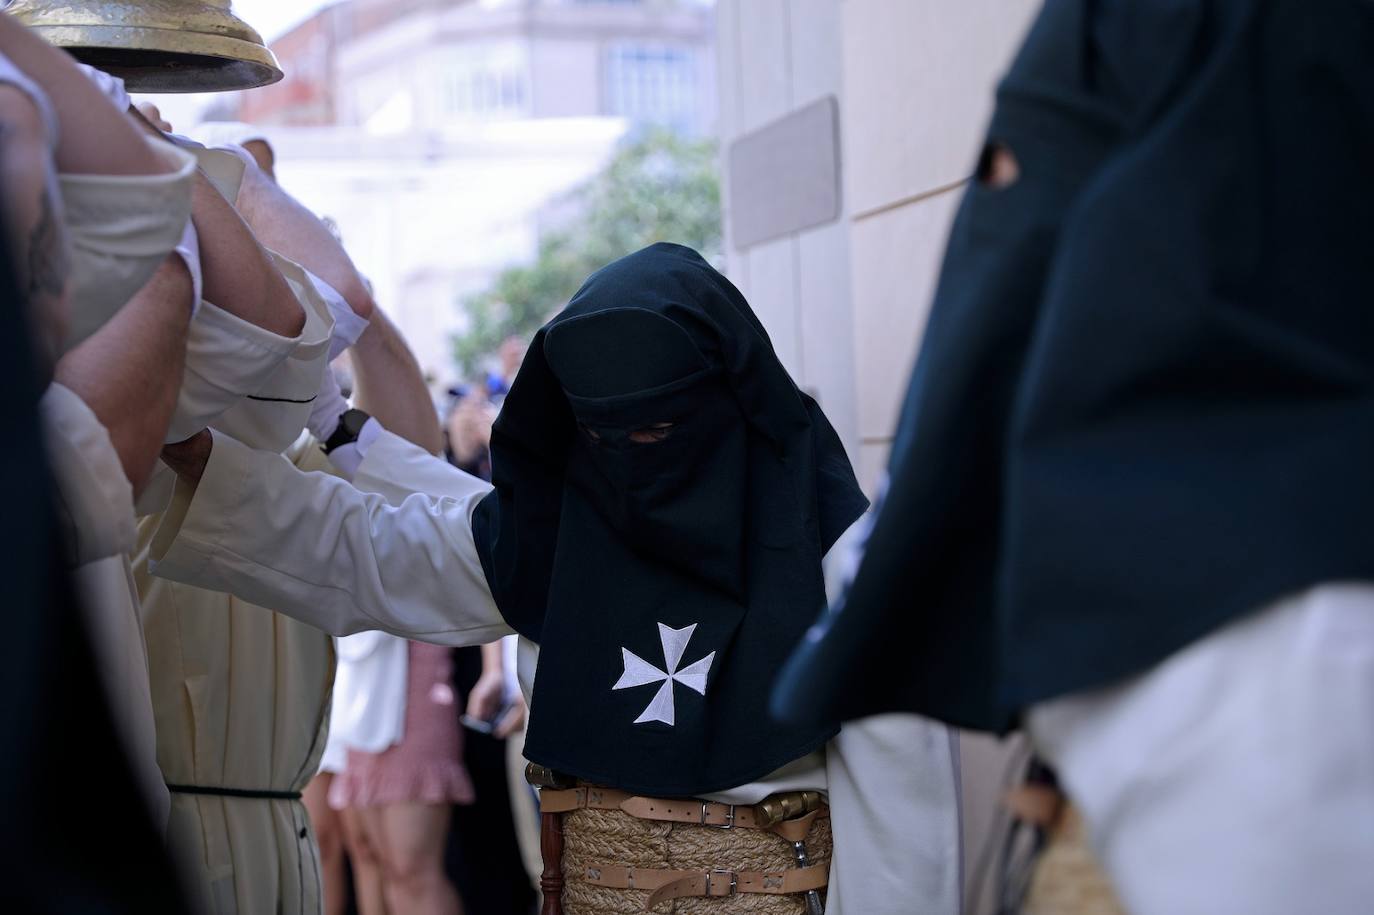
left=326, top=417, right=382, bottom=481
left=165, top=297, right=302, bottom=444
left=303, top=269, right=370, bottom=361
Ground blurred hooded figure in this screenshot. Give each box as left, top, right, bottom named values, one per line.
left=775, top=2, right=1374, bottom=913
left=0, top=170, right=189, bottom=912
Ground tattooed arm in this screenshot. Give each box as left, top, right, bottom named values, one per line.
left=0, top=82, right=66, bottom=380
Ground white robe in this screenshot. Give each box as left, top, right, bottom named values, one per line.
left=40, top=383, right=167, bottom=827
left=150, top=428, right=962, bottom=915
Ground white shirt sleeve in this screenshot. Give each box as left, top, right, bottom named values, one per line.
left=40, top=383, right=136, bottom=566
left=352, top=424, right=493, bottom=504
left=148, top=428, right=511, bottom=646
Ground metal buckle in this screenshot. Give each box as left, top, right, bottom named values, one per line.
left=701, top=802, right=736, bottom=829
left=706, top=869, right=738, bottom=896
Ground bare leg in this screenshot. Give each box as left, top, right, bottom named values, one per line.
left=374, top=802, right=464, bottom=915
left=341, top=806, right=389, bottom=915
left=304, top=775, right=347, bottom=915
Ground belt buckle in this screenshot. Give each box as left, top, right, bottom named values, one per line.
left=701, top=802, right=736, bottom=829
left=706, top=868, right=738, bottom=897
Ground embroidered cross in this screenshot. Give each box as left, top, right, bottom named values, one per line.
left=612, top=623, right=716, bottom=727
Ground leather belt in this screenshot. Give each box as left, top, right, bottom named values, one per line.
left=166, top=783, right=303, bottom=801
left=539, top=785, right=827, bottom=843
left=582, top=863, right=829, bottom=909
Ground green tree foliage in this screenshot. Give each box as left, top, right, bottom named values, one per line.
left=453, top=128, right=722, bottom=374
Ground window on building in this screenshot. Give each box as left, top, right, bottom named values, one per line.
left=605, top=44, right=698, bottom=132
left=441, top=63, right=529, bottom=120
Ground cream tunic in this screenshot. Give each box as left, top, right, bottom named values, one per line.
left=133, top=435, right=337, bottom=915
left=41, top=383, right=168, bottom=827
left=150, top=429, right=962, bottom=915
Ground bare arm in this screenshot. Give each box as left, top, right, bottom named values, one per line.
left=351, top=309, right=443, bottom=454
left=122, top=108, right=304, bottom=339
left=232, top=158, right=444, bottom=449
left=56, top=254, right=193, bottom=494
left=233, top=159, right=374, bottom=322
left=0, top=13, right=166, bottom=177
left=189, top=171, right=304, bottom=338
left=220, top=151, right=439, bottom=450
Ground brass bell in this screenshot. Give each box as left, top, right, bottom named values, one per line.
left=6, top=0, right=283, bottom=93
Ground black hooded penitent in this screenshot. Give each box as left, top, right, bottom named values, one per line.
left=472, top=243, right=868, bottom=796
left=775, top=0, right=1374, bottom=733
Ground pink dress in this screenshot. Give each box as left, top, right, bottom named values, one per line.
left=329, top=642, right=475, bottom=809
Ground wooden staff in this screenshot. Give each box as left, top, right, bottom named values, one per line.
left=527, top=764, right=575, bottom=915
left=539, top=806, right=566, bottom=915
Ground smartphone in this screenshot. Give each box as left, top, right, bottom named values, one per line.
left=461, top=703, right=511, bottom=735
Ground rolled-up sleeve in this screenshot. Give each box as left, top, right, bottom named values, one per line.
left=149, top=430, right=508, bottom=645
left=41, top=383, right=136, bottom=566
left=164, top=297, right=301, bottom=444
left=60, top=137, right=198, bottom=350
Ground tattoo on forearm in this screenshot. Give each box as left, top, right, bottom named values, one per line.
left=26, top=186, right=67, bottom=302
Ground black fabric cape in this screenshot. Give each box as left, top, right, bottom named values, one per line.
left=473, top=243, right=867, bottom=795
left=775, top=0, right=1374, bottom=733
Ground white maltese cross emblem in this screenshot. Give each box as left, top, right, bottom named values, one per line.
left=612, top=623, right=716, bottom=726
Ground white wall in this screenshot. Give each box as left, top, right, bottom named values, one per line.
left=718, top=0, right=1038, bottom=488
left=842, top=0, right=1039, bottom=487
left=717, top=0, right=859, bottom=459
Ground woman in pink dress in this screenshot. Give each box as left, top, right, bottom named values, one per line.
left=331, top=641, right=474, bottom=915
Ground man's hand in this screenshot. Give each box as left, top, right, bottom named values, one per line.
left=161, top=429, right=213, bottom=486
left=135, top=101, right=173, bottom=133
left=494, top=693, right=526, bottom=739
left=466, top=669, right=506, bottom=723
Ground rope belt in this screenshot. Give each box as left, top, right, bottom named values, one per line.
left=166, top=783, right=303, bottom=801
left=584, top=862, right=829, bottom=909
left=537, top=781, right=831, bottom=913
left=540, top=784, right=828, bottom=843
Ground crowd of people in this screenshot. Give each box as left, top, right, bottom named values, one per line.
left=3, top=1, right=1373, bottom=914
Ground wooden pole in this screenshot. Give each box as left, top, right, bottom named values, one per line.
left=539, top=807, right=566, bottom=915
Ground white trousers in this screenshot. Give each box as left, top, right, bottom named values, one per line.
left=1028, top=583, right=1374, bottom=915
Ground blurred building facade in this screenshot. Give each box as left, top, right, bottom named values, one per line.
left=225, top=0, right=715, bottom=392
left=238, top=0, right=716, bottom=135
left=268, top=120, right=628, bottom=389
left=714, top=4, right=1041, bottom=911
